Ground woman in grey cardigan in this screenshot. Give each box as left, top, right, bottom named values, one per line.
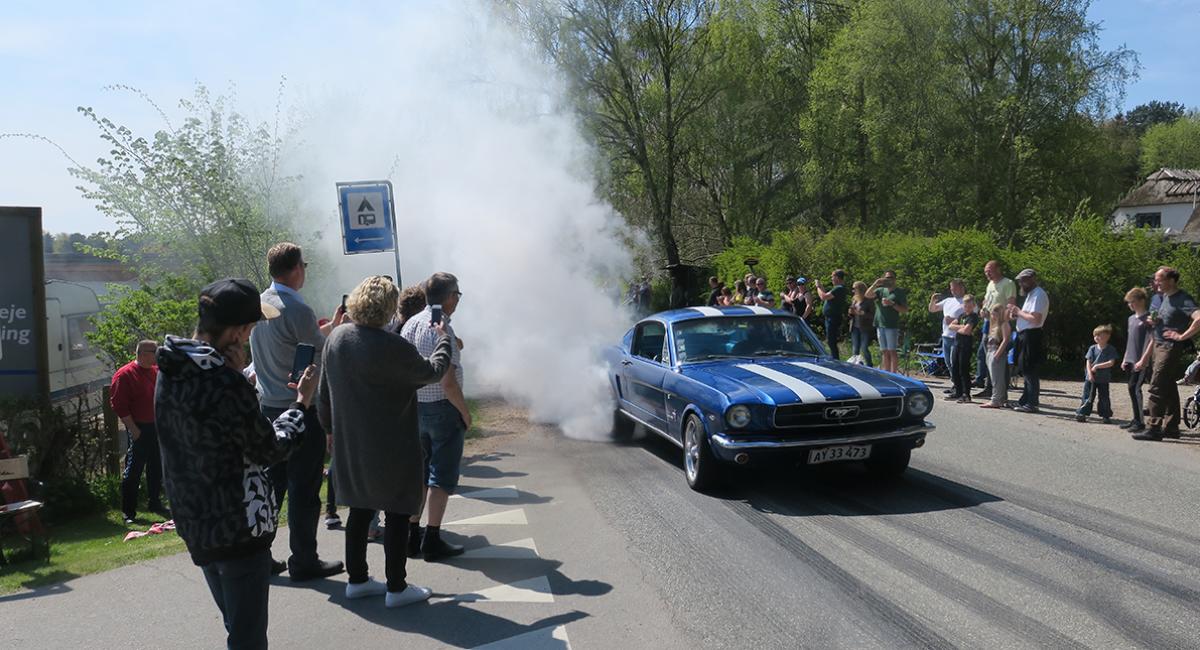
left=317, top=276, right=453, bottom=607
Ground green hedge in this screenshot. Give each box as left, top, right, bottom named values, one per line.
left=714, top=218, right=1194, bottom=364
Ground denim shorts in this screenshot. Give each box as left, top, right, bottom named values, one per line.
left=418, top=399, right=466, bottom=493
left=877, top=327, right=900, bottom=351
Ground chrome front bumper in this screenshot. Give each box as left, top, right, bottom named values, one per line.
left=710, top=421, right=934, bottom=451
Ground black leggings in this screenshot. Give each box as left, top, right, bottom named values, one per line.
left=953, top=337, right=974, bottom=397
left=345, top=508, right=410, bottom=592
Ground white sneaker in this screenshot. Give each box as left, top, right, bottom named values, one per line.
left=345, top=578, right=387, bottom=599
left=386, top=584, right=432, bottom=608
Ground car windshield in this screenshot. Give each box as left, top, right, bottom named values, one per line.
left=673, top=317, right=824, bottom=364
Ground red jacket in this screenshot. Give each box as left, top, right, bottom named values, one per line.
left=110, top=361, right=158, bottom=423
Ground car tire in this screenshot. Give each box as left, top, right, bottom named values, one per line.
left=865, top=446, right=911, bottom=478
left=611, top=407, right=634, bottom=441
left=683, top=413, right=721, bottom=492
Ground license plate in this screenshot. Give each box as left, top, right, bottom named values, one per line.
left=808, top=444, right=872, bottom=464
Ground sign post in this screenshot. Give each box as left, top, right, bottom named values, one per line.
left=336, top=180, right=401, bottom=287
left=0, top=207, right=49, bottom=403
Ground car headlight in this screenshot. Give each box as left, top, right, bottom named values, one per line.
left=725, top=405, right=752, bottom=429
left=906, top=392, right=932, bottom=417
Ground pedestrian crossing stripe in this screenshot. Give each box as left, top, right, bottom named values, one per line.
left=445, top=508, right=528, bottom=526
left=446, top=575, right=555, bottom=603
left=460, top=537, right=539, bottom=560
left=450, top=485, right=520, bottom=500
left=470, top=625, right=571, bottom=649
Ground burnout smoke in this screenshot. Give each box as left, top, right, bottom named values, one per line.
left=281, top=3, right=635, bottom=439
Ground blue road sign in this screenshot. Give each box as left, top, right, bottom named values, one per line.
left=337, top=181, right=396, bottom=255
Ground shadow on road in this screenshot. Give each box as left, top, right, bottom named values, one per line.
left=632, top=428, right=1003, bottom=518
left=460, top=451, right=528, bottom=479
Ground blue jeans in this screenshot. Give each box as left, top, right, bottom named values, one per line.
left=263, top=405, right=325, bottom=569
left=850, top=327, right=873, bottom=367
left=201, top=549, right=271, bottom=650
left=1077, top=381, right=1112, bottom=418
left=418, top=399, right=466, bottom=493
left=941, top=336, right=957, bottom=379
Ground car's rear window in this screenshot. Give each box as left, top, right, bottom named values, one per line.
left=673, top=317, right=823, bottom=363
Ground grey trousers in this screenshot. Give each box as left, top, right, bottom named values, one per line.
left=988, top=349, right=1008, bottom=407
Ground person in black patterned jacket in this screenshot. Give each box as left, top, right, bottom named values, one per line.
left=156, top=279, right=318, bottom=650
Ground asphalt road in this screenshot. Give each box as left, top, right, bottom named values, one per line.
left=564, top=375, right=1200, bottom=649
left=4, top=377, right=1199, bottom=649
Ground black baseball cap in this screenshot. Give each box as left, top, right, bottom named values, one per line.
left=198, top=278, right=280, bottom=326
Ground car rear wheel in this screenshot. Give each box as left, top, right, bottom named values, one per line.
left=611, top=408, right=634, bottom=441
left=865, top=446, right=911, bottom=478
left=683, top=414, right=721, bottom=491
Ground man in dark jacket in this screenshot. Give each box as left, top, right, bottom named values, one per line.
left=156, top=278, right=318, bottom=650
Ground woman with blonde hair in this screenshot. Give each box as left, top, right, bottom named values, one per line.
left=848, top=281, right=875, bottom=366
left=317, top=276, right=453, bottom=607
left=980, top=304, right=1012, bottom=409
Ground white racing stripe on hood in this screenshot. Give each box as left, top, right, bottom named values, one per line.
left=745, top=305, right=773, bottom=315
left=791, top=362, right=881, bottom=399
left=736, top=363, right=826, bottom=403
left=689, top=307, right=724, bottom=317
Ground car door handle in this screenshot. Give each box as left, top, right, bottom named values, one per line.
left=621, top=360, right=632, bottom=366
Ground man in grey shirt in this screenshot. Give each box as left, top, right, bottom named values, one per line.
left=249, top=242, right=345, bottom=580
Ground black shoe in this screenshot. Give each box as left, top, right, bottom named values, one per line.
left=289, top=559, right=345, bottom=582
left=1102, top=418, right=1113, bottom=425
left=1163, top=430, right=1182, bottom=439
left=324, top=513, right=342, bottom=530
left=972, top=379, right=986, bottom=389
left=123, top=515, right=136, bottom=525
left=1119, top=421, right=1134, bottom=430
left=1014, top=404, right=1039, bottom=414
left=942, top=388, right=955, bottom=395
left=1075, top=414, right=1086, bottom=422
left=422, top=536, right=465, bottom=563
left=972, top=390, right=991, bottom=399
left=1132, top=428, right=1163, bottom=441
left=271, top=559, right=288, bottom=576
left=1127, top=423, right=1146, bottom=433
left=943, top=394, right=962, bottom=401
left=407, top=525, right=424, bottom=558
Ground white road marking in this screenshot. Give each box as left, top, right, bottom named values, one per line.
left=449, top=486, right=520, bottom=500
left=791, top=362, right=881, bottom=399
left=450, top=575, right=555, bottom=603
left=471, top=625, right=571, bottom=650
left=737, top=363, right=827, bottom=403
left=460, top=537, right=540, bottom=560
left=445, top=509, right=529, bottom=526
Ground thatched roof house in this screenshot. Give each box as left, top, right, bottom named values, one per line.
left=1112, top=168, right=1200, bottom=238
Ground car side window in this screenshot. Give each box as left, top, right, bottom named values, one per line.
left=632, top=322, right=667, bottom=363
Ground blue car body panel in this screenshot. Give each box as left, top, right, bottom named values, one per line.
left=606, top=307, right=934, bottom=461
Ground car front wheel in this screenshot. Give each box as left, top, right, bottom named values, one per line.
left=683, top=414, right=721, bottom=491
left=865, top=446, right=911, bottom=478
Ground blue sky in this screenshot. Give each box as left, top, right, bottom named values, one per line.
left=1, top=0, right=1197, bottom=234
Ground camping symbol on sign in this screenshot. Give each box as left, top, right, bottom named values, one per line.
left=337, top=181, right=396, bottom=255
left=356, top=198, right=377, bottom=227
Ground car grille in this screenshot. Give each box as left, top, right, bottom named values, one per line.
left=773, top=397, right=903, bottom=428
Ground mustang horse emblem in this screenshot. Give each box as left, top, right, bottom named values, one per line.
left=824, top=405, right=860, bottom=420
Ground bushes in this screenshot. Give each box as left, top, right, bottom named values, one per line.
left=714, top=218, right=1200, bottom=365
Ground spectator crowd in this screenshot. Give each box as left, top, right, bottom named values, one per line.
left=110, top=241, right=474, bottom=648
left=630, top=260, right=1199, bottom=443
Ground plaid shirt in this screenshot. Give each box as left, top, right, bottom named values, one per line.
left=401, top=306, right=463, bottom=403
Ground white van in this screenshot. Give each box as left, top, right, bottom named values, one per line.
left=44, top=280, right=108, bottom=404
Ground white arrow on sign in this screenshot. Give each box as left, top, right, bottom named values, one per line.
left=354, top=236, right=385, bottom=244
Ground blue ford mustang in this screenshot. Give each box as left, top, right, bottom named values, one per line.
left=605, top=306, right=935, bottom=490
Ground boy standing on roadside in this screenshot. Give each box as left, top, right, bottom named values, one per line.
left=1121, top=288, right=1153, bottom=433
left=1076, top=325, right=1119, bottom=423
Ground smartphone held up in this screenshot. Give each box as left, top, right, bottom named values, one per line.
left=291, top=343, right=316, bottom=384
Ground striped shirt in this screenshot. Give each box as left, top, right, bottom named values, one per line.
left=401, top=306, right=463, bottom=402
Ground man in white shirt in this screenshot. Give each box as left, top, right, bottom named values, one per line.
left=928, top=279, right=965, bottom=397
left=1009, top=268, right=1049, bottom=413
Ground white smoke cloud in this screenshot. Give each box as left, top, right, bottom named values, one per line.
left=279, top=3, right=636, bottom=439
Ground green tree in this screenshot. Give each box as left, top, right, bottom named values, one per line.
left=1139, top=112, right=1200, bottom=175
left=1123, top=100, right=1185, bottom=135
